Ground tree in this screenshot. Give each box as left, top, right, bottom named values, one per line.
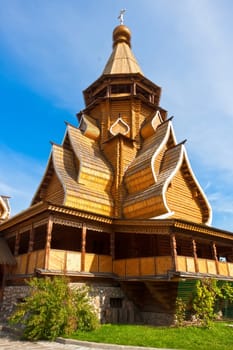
left=9, top=276, right=99, bottom=340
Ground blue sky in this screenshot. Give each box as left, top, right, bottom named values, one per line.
left=1, top=0, right=233, bottom=231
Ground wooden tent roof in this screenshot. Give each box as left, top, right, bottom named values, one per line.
left=123, top=114, right=212, bottom=224
left=32, top=121, right=114, bottom=217
left=29, top=23, right=212, bottom=225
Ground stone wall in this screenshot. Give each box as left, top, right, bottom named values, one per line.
left=1, top=281, right=174, bottom=326
left=0, top=282, right=132, bottom=324
left=0, top=285, right=30, bottom=322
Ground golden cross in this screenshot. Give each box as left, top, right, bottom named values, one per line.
left=118, top=9, right=126, bottom=25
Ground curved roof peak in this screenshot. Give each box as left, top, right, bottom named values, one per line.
left=102, top=24, right=143, bottom=75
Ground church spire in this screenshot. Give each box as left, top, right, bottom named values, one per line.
left=102, top=14, right=143, bottom=75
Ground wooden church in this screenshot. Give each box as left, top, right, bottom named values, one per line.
left=1, top=19, right=233, bottom=325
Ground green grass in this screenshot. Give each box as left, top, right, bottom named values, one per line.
left=69, top=322, right=233, bottom=350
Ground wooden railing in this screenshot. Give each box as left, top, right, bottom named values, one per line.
left=13, top=251, right=233, bottom=279
left=13, top=249, right=113, bottom=275
left=177, top=256, right=233, bottom=278
left=14, top=250, right=45, bottom=274
left=113, top=256, right=173, bottom=278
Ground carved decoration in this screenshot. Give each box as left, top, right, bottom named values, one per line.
left=110, top=116, right=130, bottom=136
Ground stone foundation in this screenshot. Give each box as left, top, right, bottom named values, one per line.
left=1, top=282, right=174, bottom=326
left=0, top=285, right=30, bottom=322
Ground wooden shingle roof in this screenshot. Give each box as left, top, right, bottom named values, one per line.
left=123, top=116, right=212, bottom=224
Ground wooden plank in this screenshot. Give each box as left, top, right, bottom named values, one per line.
left=126, top=258, right=140, bottom=276
left=48, top=249, right=65, bottom=271
left=66, top=251, right=81, bottom=271
left=36, top=250, right=45, bottom=269
left=186, top=257, right=196, bottom=273
left=113, top=259, right=126, bottom=277
left=99, top=255, right=113, bottom=273
left=85, top=253, right=98, bottom=272
left=18, top=254, right=27, bottom=274
left=198, top=258, right=207, bottom=273
left=177, top=256, right=186, bottom=272
left=140, top=257, right=155, bottom=275
left=27, top=251, right=37, bottom=274
left=228, top=263, right=233, bottom=277
left=218, top=261, right=229, bottom=276
left=155, top=256, right=172, bottom=275
left=206, top=259, right=217, bottom=275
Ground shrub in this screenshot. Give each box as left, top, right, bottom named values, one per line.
left=9, top=276, right=99, bottom=340
left=174, top=297, right=187, bottom=327
left=191, top=278, right=233, bottom=327
left=175, top=279, right=233, bottom=328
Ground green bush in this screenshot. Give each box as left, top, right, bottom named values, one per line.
left=175, top=279, right=233, bottom=328
left=192, top=278, right=219, bottom=327
left=192, top=278, right=233, bottom=327
left=174, top=297, right=187, bottom=327
left=9, top=276, right=99, bottom=340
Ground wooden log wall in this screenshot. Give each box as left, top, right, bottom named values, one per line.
left=166, top=168, right=203, bottom=223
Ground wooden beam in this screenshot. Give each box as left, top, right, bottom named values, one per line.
left=26, top=224, right=35, bottom=274
left=44, top=215, right=53, bottom=270
left=1, top=265, right=7, bottom=301
left=212, top=242, right=220, bottom=275
left=81, top=223, right=87, bottom=272
left=110, top=232, right=115, bottom=259
left=192, top=238, right=199, bottom=273
left=28, top=224, right=35, bottom=253
left=14, top=229, right=20, bottom=256
left=170, top=234, right=178, bottom=271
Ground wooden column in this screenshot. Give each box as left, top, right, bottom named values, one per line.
left=26, top=224, right=35, bottom=274
left=110, top=232, right=115, bottom=260
left=133, top=82, right=136, bottom=95
left=192, top=238, right=199, bottom=273
left=1, top=265, right=7, bottom=302
left=170, top=234, right=178, bottom=271
left=14, top=230, right=20, bottom=256
left=212, top=242, right=220, bottom=275
left=44, top=216, right=53, bottom=270
left=81, top=223, right=87, bottom=272
left=28, top=224, right=35, bottom=253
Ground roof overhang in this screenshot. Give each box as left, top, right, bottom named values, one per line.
left=1, top=202, right=233, bottom=242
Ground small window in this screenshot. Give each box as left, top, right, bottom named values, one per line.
left=136, top=86, right=150, bottom=100
left=219, top=256, right=227, bottom=262
left=110, top=298, right=123, bottom=308
left=111, top=85, right=131, bottom=94
left=94, top=87, right=107, bottom=98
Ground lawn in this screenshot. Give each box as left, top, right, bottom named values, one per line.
left=70, top=322, right=233, bottom=350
